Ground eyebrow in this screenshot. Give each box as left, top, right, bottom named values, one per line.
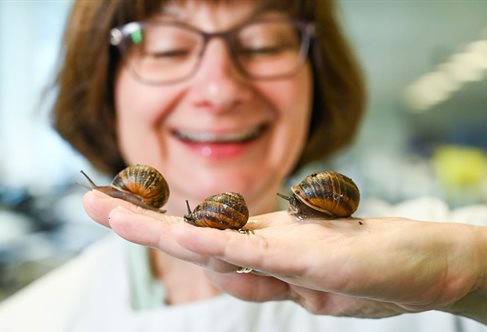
left=254, top=0, right=296, bottom=16
left=159, top=0, right=294, bottom=21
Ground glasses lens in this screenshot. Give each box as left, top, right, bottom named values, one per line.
left=117, top=20, right=310, bottom=84
left=126, top=24, right=203, bottom=83
left=232, top=21, right=306, bottom=79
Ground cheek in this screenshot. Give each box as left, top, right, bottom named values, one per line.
left=114, top=70, right=172, bottom=164
left=267, top=64, right=312, bottom=127
left=263, top=67, right=312, bottom=168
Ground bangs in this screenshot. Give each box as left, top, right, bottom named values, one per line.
left=113, top=0, right=313, bottom=26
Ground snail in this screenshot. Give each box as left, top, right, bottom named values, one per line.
left=80, top=164, right=169, bottom=212
left=184, top=192, right=249, bottom=230
left=278, top=171, right=360, bottom=219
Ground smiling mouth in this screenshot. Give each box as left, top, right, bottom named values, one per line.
left=173, top=124, right=267, bottom=144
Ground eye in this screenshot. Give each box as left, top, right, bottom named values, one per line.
left=149, top=48, right=192, bottom=59
left=236, top=21, right=300, bottom=56
left=238, top=45, right=288, bottom=55
left=142, top=26, right=201, bottom=60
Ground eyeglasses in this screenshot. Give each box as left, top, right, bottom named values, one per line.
left=110, top=19, right=315, bottom=85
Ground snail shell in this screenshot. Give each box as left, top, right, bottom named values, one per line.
left=278, top=171, right=360, bottom=219
left=184, top=192, right=249, bottom=230
left=80, top=164, right=169, bottom=212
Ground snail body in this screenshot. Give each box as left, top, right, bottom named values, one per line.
left=278, top=171, right=360, bottom=219
left=184, top=192, right=249, bottom=230
left=80, top=164, right=169, bottom=212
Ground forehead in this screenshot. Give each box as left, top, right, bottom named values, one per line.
left=158, top=2, right=290, bottom=27
left=162, top=0, right=298, bottom=11
left=154, top=0, right=300, bottom=18
left=115, top=0, right=303, bottom=30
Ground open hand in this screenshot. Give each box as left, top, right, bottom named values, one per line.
left=83, top=190, right=487, bottom=321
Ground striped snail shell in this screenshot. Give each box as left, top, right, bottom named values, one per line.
left=184, top=192, right=249, bottom=230
left=278, top=171, right=360, bottom=219
left=80, top=164, right=169, bottom=212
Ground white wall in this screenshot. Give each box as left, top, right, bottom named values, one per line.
left=0, top=0, right=89, bottom=194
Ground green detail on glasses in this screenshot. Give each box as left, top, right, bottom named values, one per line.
left=130, top=29, right=143, bottom=45
left=111, top=19, right=314, bottom=84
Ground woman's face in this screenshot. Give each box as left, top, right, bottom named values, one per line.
left=115, top=1, right=312, bottom=215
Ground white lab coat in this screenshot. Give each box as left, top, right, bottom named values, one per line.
left=0, top=197, right=486, bottom=332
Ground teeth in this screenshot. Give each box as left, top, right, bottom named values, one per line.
left=175, top=126, right=264, bottom=143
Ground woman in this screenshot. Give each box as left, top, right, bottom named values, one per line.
left=1, top=0, right=485, bottom=331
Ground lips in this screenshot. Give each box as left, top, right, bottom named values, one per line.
left=171, top=124, right=268, bottom=158
left=173, top=124, right=267, bottom=144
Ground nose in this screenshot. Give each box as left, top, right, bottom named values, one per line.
left=189, top=39, right=251, bottom=112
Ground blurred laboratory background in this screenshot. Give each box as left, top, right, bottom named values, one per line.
left=0, top=1, right=486, bottom=301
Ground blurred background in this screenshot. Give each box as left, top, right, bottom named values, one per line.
left=0, top=0, right=486, bottom=301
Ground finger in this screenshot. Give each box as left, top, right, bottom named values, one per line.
left=108, top=206, right=237, bottom=271
left=288, top=285, right=403, bottom=318
left=204, top=270, right=291, bottom=302
left=237, top=214, right=274, bottom=231
left=204, top=257, right=241, bottom=273
left=84, top=190, right=254, bottom=273
left=170, top=211, right=288, bottom=256
left=83, top=189, right=169, bottom=227
left=83, top=190, right=118, bottom=227
left=171, top=212, right=300, bottom=275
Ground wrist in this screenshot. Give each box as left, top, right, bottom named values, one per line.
left=441, top=224, right=487, bottom=324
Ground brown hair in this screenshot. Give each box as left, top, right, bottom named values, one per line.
left=52, top=0, right=365, bottom=176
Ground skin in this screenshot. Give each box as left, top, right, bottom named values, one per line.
left=84, top=0, right=487, bottom=323
left=115, top=1, right=312, bottom=217
left=84, top=191, right=487, bottom=323
left=110, top=1, right=312, bottom=304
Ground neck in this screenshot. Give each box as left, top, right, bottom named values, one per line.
left=149, top=249, right=221, bottom=305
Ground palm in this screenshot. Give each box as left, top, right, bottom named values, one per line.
left=164, top=212, right=477, bottom=316
left=84, top=191, right=479, bottom=318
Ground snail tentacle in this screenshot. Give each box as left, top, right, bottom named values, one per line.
left=278, top=171, right=360, bottom=219
left=80, top=164, right=168, bottom=213
left=184, top=192, right=249, bottom=230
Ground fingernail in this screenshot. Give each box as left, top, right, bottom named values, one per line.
left=89, top=189, right=111, bottom=199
